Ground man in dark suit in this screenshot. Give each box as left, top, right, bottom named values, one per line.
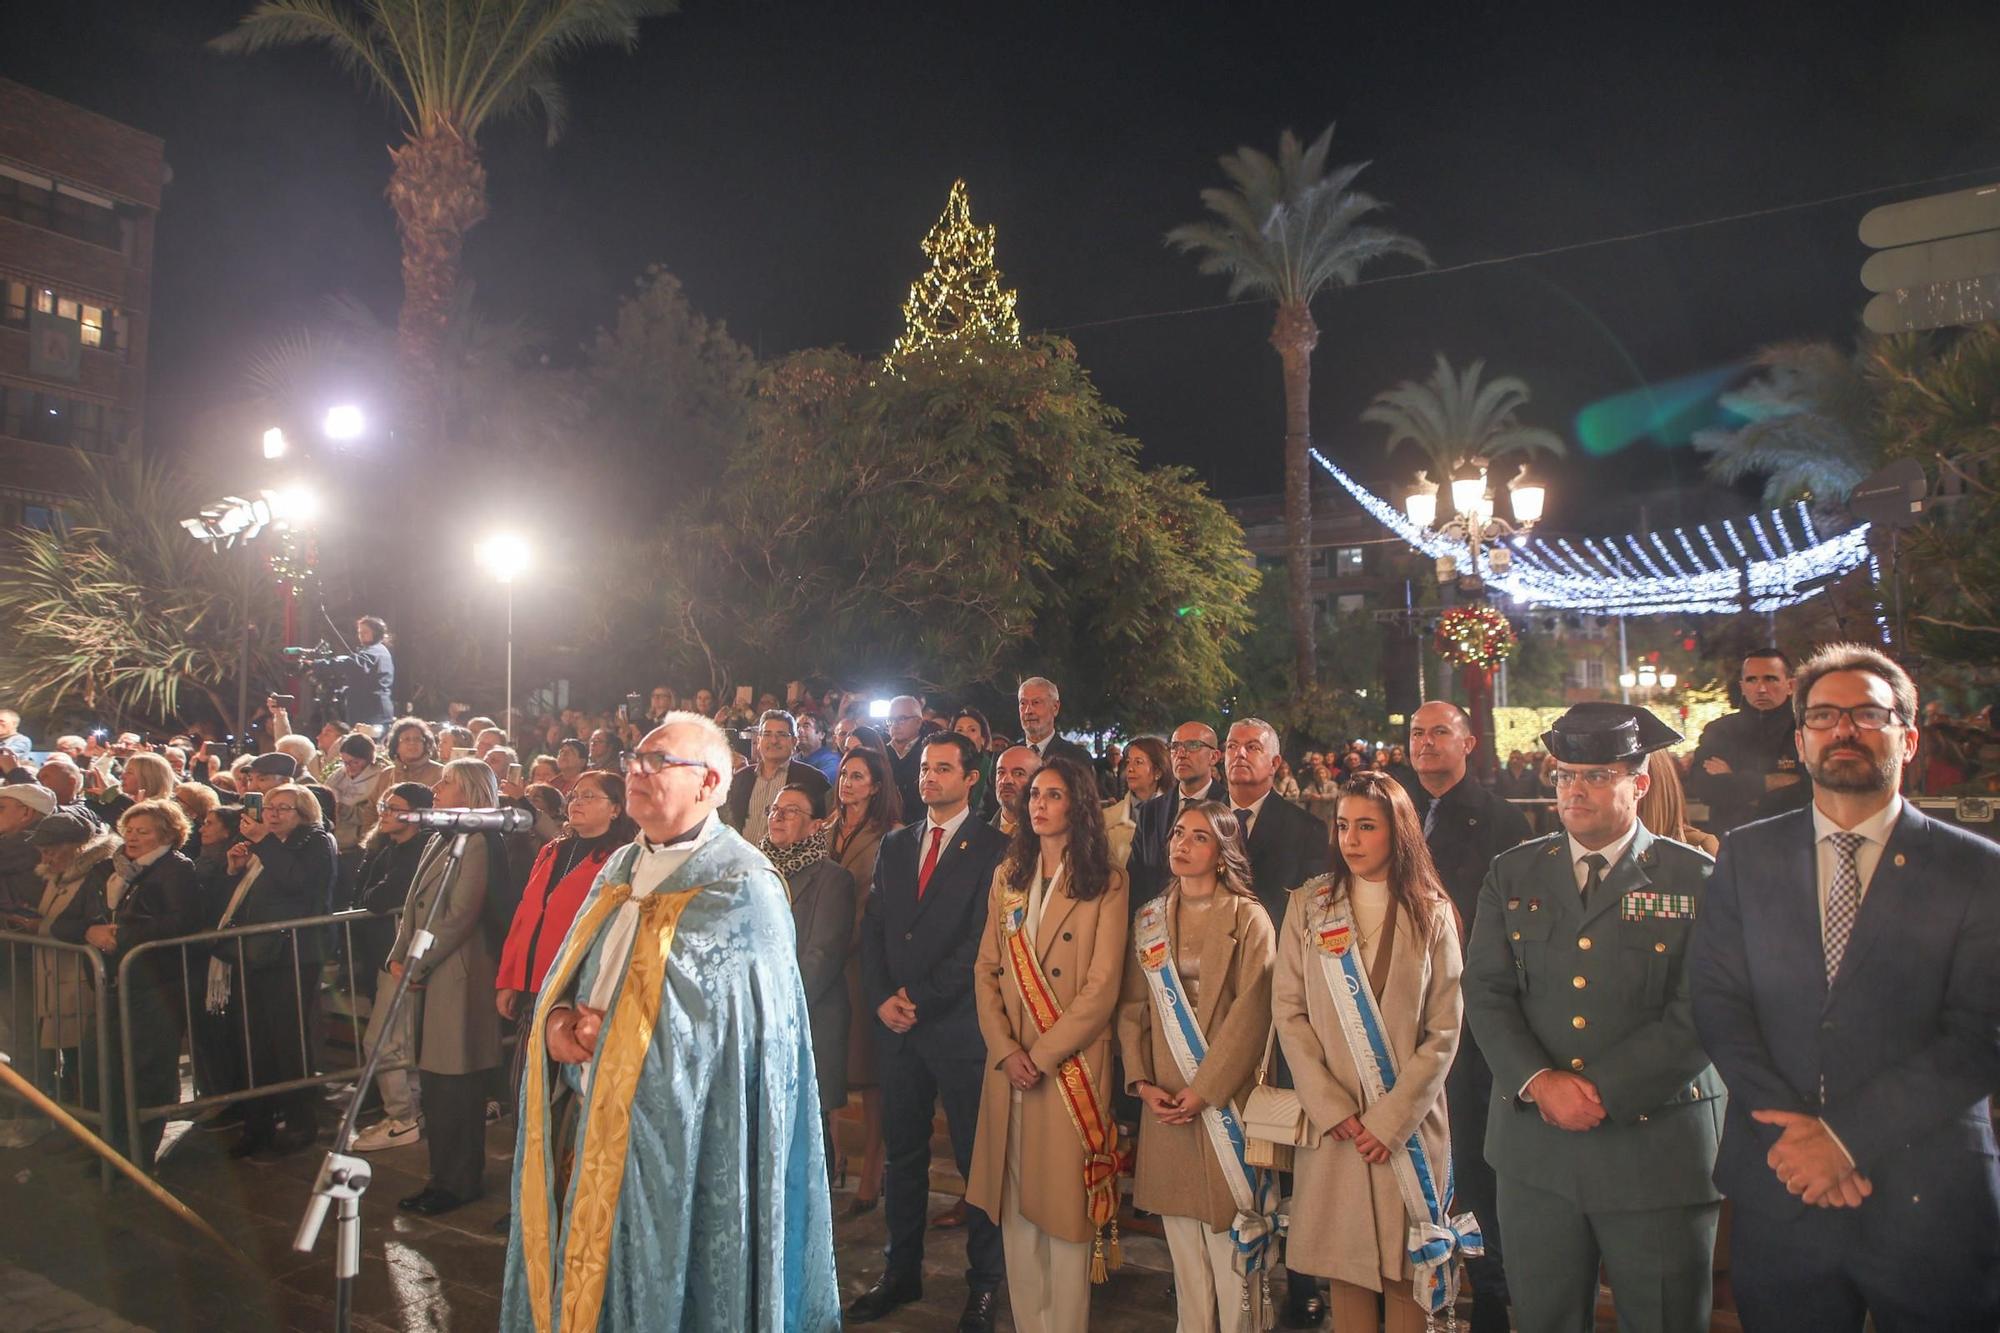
left=883, top=695, right=927, bottom=821
left=1396, top=700, right=1532, bottom=1333
left=849, top=730, right=1011, bottom=1333
left=1016, top=676, right=1093, bottom=767
left=1128, top=720, right=1223, bottom=908
left=722, top=709, right=829, bottom=840
left=1224, top=715, right=1333, bottom=1327
left=1690, top=643, right=2000, bottom=1332
left=1687, top=648, right=1808, bottom=832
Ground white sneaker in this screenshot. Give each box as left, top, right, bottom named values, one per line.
left=350, top=1117, right=423, bottom=1152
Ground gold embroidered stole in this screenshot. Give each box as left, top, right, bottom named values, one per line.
left=517, top=878, right=703, bottom=1333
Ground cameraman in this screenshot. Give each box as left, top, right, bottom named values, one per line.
left=306, top=617, right=396, bottom=734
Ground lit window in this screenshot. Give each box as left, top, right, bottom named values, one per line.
left=35, top=288, right=53, bottom=315
left=54, top=297, right=78, bottom=322
left=80, top=305, right=103, bottom=347
left=2, top=280, right=24, bottom=325
left=1335, top=547, right=1366, bottom=576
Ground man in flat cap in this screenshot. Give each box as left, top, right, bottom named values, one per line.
left=1462, top=703, right=1724, bottom=1333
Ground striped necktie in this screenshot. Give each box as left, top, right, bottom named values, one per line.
left=1823, top=832, right=1865, bottom=982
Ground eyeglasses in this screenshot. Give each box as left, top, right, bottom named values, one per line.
left=755, top=729, right=796, bottom=741
left=766, top=804, right=810, bottom=819
left=1800, top=704, right=1902, bottom=732
left=888, top=713, right=921, bottom=724
left=377, top=802, right=412, bottom=816
left=264, top=803, right=298, bottom=816
left=621, top=750, right=709, bottom=777
left=1167, top=741, right=1214, bottom=754
left=1549, top=768, right=1634, bottom=790
left=565, top=791, right=611, bottom=806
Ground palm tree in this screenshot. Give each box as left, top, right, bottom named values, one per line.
left=211, top=0, right=675, bottom=434
left=1169, top=125, right=1428, bottom=688
left=1363, top=353, right=1566, bottom=501
left=1693, top=341, right=1879, bottom=517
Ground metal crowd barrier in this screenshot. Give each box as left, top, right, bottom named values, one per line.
left=0, top=930, right=116, bottom=1190
left=115, top=908, right=408, bottom=1172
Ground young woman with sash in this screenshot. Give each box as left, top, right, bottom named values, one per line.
left=1116, top=801, right=1277, bottom=1333
left=1273, top=772, right=1474, bottom=1333
left=967, top=756, right=1130, bottom=1333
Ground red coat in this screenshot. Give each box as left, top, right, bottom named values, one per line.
left=496, top=836, right=617, bottom=993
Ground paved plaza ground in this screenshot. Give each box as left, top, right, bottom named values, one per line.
left=0, top=1097, right=1736, bottom=1331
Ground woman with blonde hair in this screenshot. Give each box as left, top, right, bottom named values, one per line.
left=1117, top=802, right=1277, bottom=1332
left=968, top=756, right=1130, bottom=1333
left=1274, top=772, right=1470, bottom=1333
left=1638, top=750, right=1719, bottom=855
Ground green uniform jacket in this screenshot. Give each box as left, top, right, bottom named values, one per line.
left=1463, top=822, right=1724, bottom=1212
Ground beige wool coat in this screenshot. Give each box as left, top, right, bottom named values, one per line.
left=966, top=861, right=1129, bottom=1244
left=1273, top=878, right=1463, bottom=1290
left=1115, top=888, right=1276, bottom=1231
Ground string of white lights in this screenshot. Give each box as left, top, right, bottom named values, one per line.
left=1308, top=448, right=1874, bottom=617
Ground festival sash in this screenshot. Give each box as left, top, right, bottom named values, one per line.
left=1133, top=897, right=1281, bottom=1306
left=517, top=849, right=705, bottom=1333
left=999, top=877, right=1123, bottom=1282
left=1311, top=886, right=1483, bottom=1324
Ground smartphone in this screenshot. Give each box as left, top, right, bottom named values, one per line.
left=733, top=684, right=753, bottom=708
left=241, top=791, right=263, bottom=818
left=271, top=693, right=297, bottom=708
left=211, top=742, right=236, bottom=768
left=624, top=692, right=643, bottom=722
left=507, top=763, right=523, bottom=785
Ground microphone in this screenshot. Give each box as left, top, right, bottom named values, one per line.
left=397, top=806, right=535, bottom=833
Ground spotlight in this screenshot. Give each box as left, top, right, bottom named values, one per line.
left=475, top=531, right=532, bottom=584
left=322, top=404, right=365, bottom=441
left=262, top=427, right=288, bottom=460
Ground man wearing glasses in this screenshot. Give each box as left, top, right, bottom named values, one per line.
left=724, top=708, right=830, bottom=842
left=1691, top=644, right=2000, bottom=1332
left=884, top=695, right=928, bottom=820
left=1128, top=721, right=1224, bottom=907
left=1464, top=703, right=1723, bottom=1333
left=501, top=712, right=838, bottom=1332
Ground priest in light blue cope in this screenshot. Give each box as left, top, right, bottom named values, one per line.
left=501, top=712, right=839, bottom=1333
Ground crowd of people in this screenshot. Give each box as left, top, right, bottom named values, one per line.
left=1, top=636, right=1997, bottom=1333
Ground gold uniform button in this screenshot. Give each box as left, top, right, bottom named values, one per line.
left=1511, top=931, right=1521, bottom=941
left=1578, top=937, right=1593, bottom=950
left=1572, top=976, right=1587, bottom=989
left=1570, top=1058, right=1586, bottom=1071
left=1653, top=941, right=1668, bottom=953
left=1571, top=1015, right=1587, bottom=1029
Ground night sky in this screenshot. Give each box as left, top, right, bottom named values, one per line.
left=7, top=0, right=1998, bottom=525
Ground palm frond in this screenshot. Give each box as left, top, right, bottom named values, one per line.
left=1363, top=353, right=1568, bottom=477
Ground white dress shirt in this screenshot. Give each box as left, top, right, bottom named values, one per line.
left=1810, top=795, right=1903, bottom=929
left=919, top=803, right=973, bottom=867
left=1231, top=789, right=1274, bottom=840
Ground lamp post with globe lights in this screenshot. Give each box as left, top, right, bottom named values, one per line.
left=475, top=533, right=531, bottom=729
left=1403, top=461, right=1547, bottom=593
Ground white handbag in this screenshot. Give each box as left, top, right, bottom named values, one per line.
left=1240, top=1026, right=1312, bottom=1171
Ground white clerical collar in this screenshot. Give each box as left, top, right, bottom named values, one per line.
left=1569, top=820, right=1639, bottom=872
left=1811, top=794, right=1903, bottom=847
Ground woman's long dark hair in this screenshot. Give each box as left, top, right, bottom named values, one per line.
left=1004, top=756, right=1114, bottom=902
left=836, top=747, right=902, bottom=830
left=1327, top=771, right=1450, bottom=929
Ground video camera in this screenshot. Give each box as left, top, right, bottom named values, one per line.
left=282, top=640, right=343, bottom=671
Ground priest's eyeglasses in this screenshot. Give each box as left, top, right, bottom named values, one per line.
left=622, top=750, right=709, bottom=776
left=1800, top=704, right=1902, bottom=731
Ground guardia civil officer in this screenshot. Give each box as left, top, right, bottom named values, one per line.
left=1462, top=704, right=1723, bottom=1333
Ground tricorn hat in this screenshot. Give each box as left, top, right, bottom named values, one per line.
left=1541, top=702, right=1681, bottom=765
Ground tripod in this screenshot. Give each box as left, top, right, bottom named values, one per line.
left=293, top=832, right=472, bottom=1333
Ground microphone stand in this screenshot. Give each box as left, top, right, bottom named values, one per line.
left=293, top=831, right=473, bottom=1333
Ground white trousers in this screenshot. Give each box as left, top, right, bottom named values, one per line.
left=1002, top=1095, right=1094, bottom=1333
left=1163, top=1214, right=1252, bottom=1333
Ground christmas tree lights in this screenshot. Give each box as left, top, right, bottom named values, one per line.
left=884, top=179, right=1021, bottom=373
left=1435, top=606, right=1517, bottom=668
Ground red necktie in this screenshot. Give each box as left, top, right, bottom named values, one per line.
left=917, top=826, right=945, bottom=899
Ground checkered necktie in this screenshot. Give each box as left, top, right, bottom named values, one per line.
left=1422, top=799, right=1439, bottom=839
left=1823, top=832, right=1865, bottom=982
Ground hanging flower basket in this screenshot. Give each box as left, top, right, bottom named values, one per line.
left=1435, top=606, right=1517, bottom=669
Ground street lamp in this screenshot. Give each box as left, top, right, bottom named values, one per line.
left=1404, top=461, right=1550, bottom=590
left=475, top=532, right=531, bottom=730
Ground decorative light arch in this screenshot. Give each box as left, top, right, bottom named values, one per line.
left=1310, top=448, right=1874, bottom=618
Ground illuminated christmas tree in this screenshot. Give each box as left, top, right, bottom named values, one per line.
left=884, top=179, right=1021, bottom=372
